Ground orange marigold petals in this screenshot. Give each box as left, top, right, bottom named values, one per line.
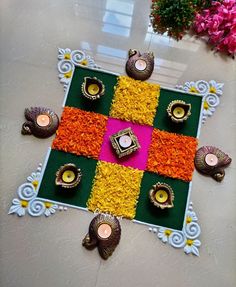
left=110, top=76, right=160, bottom=126
left=87, top=161, right=143, bottom=219
left=52, top=107, right=107, bottom=159
left=147, top=129, right=198, bottom=182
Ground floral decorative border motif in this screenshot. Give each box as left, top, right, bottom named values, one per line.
left=58, top=48, right=99, bottom=92
left=149, top=202, right=201, bottom=256
left=176, top=80, right=224, bottom=123
left=8, top=164, right=67, bottom=217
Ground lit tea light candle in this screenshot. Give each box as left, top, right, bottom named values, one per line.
left=87, top=84, right=99, bottom=95
left=205, top=153, right=218, bottom=166
left=135, top=59, right=147, bottom=71
left=119, top=135, right=132, bottom=148
left=155, top=189, right=168, bottom=203
left=173, top=106, right=185, bottom=119
left=36, top=114, right=50, bottom=127
left=62, top=170, right=76, bottom=183
left=97, top=223, right=112, bottom=239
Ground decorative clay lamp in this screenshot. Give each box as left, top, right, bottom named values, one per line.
left=194, top=146, right=232, bottom=182
left=125, top=49, right=154, bottom=81
left=81, top=77, right=105, bottom=100
left=82, top=214, right=121, bottom=260
left=55, top=163, right=82, bottom=189
left=110, top=127, right=140, bottom=158
left=149, top=182, right=174, bottom=209
left=167, top=100, right=191, bottom=123
left=21, top=107, right=59, bottom=138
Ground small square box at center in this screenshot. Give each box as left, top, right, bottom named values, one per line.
left=110, top=127, right=140, bottom=158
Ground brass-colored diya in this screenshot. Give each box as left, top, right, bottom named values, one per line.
left=55, top=163, right=82, bottom=189
left=110, top=127, right=140, bottom=158
left=167, top=100, right=191, bottom=123
left=81, top=77, right=105, bottom=100
left=21, top=107, right=59, bottom=138
left=149, top=182, right=174, bottom=209
left=194, top=146, right=232, bottom=182
left=125, top=49, right=154, bottom=81
left=82, top=214, right=121, bottom=260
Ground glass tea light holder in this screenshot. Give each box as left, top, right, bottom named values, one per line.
left=149, top=182, right=174, bottom=209
left=110, top=127, right=140, bottom=158
left=55, top=163, right=82, bottom=189
left=81, top=77, right=105, bottom=100
left=167, top=100, right=191, bottom=123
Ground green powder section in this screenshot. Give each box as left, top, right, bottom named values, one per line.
left=37, top=149, right=98, bottom=208
left=135, top=172, right=189, bottom=230
left=65, top=66, right=118, bottom=116
left=154, top=88, right=202, bottom=137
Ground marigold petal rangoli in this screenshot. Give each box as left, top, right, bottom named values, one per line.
left=34, top=65, right=204, bottom=232
left=87, top=161, right=144, bottom=219
left=52, top=107, right=108, bottom=159
left=110, top=76, right=160, bottom=126
left=147, top=129, right=198, bottom=182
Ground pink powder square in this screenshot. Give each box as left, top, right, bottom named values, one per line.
left=99, top=118, right=153, bottom=170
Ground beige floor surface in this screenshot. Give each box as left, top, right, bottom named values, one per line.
left=0, top=1, right=236, bottom=287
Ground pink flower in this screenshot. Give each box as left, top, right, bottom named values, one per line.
left=210, top=30, right=224, bottom=43
left=202, top=9, right=210, bottom=18
left=220, top=7, right=229, bottom=15
left=193, top=0, right=236, bottom=57
left=195, top=21, right=207, bottom=33
left=211, top=1, right=221, bottom=8
left=223, top=34, right=236, bottom=54
left=207, top=15, right=223, bottom=33
left=223, top=0, right=235, bottom=8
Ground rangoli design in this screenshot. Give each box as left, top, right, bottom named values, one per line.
left=9, top=48, right=207, bottom=256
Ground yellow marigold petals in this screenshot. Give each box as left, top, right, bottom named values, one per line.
left=110, top=76, right=160, bottom=126
left=87, top=161, right=143, bottom=219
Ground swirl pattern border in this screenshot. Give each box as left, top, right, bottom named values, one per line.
left=8, top=164, right=67, bottom=217
left=149, top=202, right=201, bottom=256
left=176, top=80, right=224, bottom=124
left=57, top=48, right=99, bottom=92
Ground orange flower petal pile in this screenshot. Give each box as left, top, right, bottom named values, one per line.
left=87, top=161, right=144, bottom=219
left=52, top=107, right=107, bottom=159
left=147, top=129, right=198, bottom=182
left=110, top=76, right=160, bottom=126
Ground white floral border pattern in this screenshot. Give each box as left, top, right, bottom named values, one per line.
left=58, top=48, right=99, bottom=92
left=149, top=202, right=201, bottom=256
left=8, top=164, right=67, bottom=217
left=176, top=80, right=224, bottom=124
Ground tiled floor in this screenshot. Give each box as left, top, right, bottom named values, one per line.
left=0, top=1, right=235, bottom=287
